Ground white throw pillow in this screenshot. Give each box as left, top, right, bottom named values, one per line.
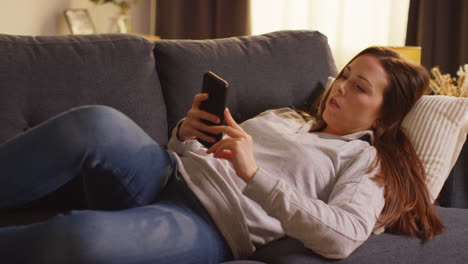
left=402, top=95, right=468, bottom=203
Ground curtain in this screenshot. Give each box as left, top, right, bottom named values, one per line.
left=406, top=0, right=468, bottom=75
left=155, top=0, right=250, bottom=39
left=250, top=0, right=410, bottom=71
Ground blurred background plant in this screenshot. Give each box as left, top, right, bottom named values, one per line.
left=89, top=0, right=140, bottom=33
left=430, top=65, right=468, bottom=97
left=90, top=0, right=140, bottom=14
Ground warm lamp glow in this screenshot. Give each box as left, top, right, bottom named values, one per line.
left=388, top=46, right=421, bottom=65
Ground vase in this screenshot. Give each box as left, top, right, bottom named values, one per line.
left=116, top=8, right=131, bottom=33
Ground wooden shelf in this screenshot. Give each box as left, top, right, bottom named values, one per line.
left=132, top=33, right=160, bottom=42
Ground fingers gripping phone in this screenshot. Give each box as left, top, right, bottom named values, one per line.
left=197, top=71, right=228, bottom=148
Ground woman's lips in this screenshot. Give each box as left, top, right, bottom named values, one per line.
left=328, top=97, right=340, bottom=109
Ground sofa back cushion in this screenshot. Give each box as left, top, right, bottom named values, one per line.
left=154, top=30, right=337, bottom=134
left=0, top=34, right=167, bottom=145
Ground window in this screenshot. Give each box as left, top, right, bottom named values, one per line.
left=250, top=0, right=410, bottom=70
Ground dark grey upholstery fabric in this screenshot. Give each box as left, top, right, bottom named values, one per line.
left=154, top=30, right=337, bottom=135
left=0, top=34, right=168, bottom=145
left=249, top=206, right=468, bottom=263
left=222, top=261, right=265, bottom=264
left=439, top=142, right=468, bottom=208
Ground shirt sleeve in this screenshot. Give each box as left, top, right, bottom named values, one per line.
left=243, top=147, right=385, bottom=259
left=168, top=109, right=290, bottom=155
left=167, top=118, right=204, bottom=155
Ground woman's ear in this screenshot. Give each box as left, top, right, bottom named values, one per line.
left=372, top=119, right=381, bottom=130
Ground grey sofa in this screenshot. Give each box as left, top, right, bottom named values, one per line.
left=0, top=30, right=467, bottom=263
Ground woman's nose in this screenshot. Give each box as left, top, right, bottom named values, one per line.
left=336, top=82, right=345, bottom=95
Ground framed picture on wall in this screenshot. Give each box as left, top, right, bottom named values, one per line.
left=64, top=9, right=96, bottom=35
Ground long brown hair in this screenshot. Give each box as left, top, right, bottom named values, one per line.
left=314, top=47, right=444, bottom=240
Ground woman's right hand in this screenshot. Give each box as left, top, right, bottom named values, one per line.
left=177, top=93, right=221, bottom=142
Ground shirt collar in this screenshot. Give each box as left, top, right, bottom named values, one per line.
left=306, top=117, right=375, bottom=145
left=342, top=130, right=375, bottom=145
left=314, top=130, right=374, bottom=145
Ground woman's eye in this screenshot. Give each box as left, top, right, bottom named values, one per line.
left=356, top=85, right=365, bottom=92
left=341, top=74, right=349, bottom=80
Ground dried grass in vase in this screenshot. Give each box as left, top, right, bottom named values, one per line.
left=429, top=64, right=468, bottom=97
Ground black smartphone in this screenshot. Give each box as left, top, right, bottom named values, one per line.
left=197, top=71, right=228, bottom=148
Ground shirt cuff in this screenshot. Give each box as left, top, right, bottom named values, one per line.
left=242, top=168, right=279, bottom=209
left=167, top=119, right=203, bottom=155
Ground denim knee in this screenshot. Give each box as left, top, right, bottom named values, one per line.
left=64, top=105, right=133, bottom=143
left=60, top=105, right=172, bottom=209
left=62, top=105, right=142, bottom=151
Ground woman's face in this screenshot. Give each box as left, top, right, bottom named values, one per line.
left=322, top=54, right=388, bottom=136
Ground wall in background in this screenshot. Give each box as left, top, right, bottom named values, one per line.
left=0, top=0, right=152, bottom=36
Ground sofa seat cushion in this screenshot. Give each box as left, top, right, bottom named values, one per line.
left=154, top=30, right=337, bottom=135
left=249, top=206, right=468, bottom=263
left=0, top=34, right=167, bottom=145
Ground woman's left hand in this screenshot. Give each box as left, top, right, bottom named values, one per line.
left=206, top=108, right=258, bottom=183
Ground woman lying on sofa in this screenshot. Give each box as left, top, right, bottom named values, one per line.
left=0, top=47, right=443, bottom=263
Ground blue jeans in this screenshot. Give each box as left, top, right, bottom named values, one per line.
left=0, top=105, right=232, bottom=263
